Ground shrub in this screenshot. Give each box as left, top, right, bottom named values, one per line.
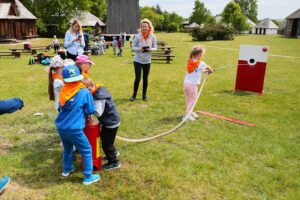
left=167, top=22, right=179, bottom=32
left=190, top=24, right=235, bottom=41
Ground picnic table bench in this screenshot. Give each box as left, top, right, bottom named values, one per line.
left=151, top=45, right=176, bottom=64
left=9, top=48, right=37, bottom=55
left=9, top=45, right=51, bottom=55
left=0, top=51, right=21, bottom=58
left=151, top=54, right=175, bottom=64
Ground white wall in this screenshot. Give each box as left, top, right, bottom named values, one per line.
left=266, top=29, right=278, bottom=35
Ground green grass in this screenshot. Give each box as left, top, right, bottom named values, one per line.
left=0, top=33, right=299, bottom=199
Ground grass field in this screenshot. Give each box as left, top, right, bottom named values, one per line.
left=0, top=33, right=299, bottom=199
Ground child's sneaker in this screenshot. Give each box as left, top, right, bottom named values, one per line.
left=183, top=115, right=195, bottom=121
left=0, top=176, right=10, bottom=193
left=83, top=174, right=101, bottom=185
left=62, top=165, right=75, bottom=177
left=191, top=112, right=199, bottom=119
left=102, top=149, right=120, bottom=161
left=102, top=160, right=121, bottom=171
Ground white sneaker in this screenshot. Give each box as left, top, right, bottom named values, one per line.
left=183, top=115, right=195, bottom=121
left=191, top=112, right=199, bottom=119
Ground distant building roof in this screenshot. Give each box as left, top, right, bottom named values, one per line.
left=182, top=20, right=189, bottom=25
left=72, top=11, right=105, bottom=27
left=0, top=0, right=36, bottom=19
left=286, top=8, right=300, bottom=19
left=215, top=15, right=222, bottom=23
left=254, top=18, right=279, bottom=29
left=184, top=22, right=200, bottom=28
left=247, top=19, right=256, bottom=27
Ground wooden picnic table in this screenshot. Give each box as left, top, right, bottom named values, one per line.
left=9, top=48, right=37, bottom=55
left=0, top=51, right=21, bottom=58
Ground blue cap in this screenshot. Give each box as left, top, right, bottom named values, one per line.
left=62, top=65, right=83, bottom=83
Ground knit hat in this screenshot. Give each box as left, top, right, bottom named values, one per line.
left=62, top=65, right=83, bottom=82
left=50, top=55, right=64, bottom=68
left=76, top=55, right=95, bottom=65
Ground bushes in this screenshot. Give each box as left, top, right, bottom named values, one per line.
left=167, top=22, right=179, bottom=32
left=191, top=24, right=235, bottom=41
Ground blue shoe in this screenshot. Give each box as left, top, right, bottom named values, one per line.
left=83, top=174, right=101, bottom=185
left=0, top=176, right=10, bottom=193
left=62, top=165, right=75, bottom=177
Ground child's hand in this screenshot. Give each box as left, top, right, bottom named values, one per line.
left=204, top=66, right=214, bottom=74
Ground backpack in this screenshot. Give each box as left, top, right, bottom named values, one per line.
left=28, top=57, right=36, bottom=65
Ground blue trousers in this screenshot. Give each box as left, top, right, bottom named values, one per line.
left=58, top=129, right=92, bottom=176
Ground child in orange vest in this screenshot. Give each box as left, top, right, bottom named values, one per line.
left=183, top=45, right=213, bottom=121
left=55, top=65, right=100, bottom=185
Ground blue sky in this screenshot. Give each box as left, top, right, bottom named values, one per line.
left=139, top=0, right=300, bottom=20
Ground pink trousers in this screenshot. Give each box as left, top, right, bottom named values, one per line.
left=184, top=82, right=198, bottom=116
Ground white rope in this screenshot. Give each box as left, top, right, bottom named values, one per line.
left=116, top=72, right=209, bottom=143
left=205, top=45, right=300, bottom=59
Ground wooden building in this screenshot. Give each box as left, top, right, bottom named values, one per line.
left=72, top=11, right=106, bottom=33
left=284, top=8, right=300, bottom=38
left=106, top=0, right=140, bottom=34
left=0, top=0, right=37, bottom=42
left=252, top=18, right=278, bottom=35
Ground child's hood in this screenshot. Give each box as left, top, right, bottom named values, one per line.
left=93, top=87, right=111, bottom=100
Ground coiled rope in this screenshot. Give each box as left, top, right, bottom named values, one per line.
left=116, top=72, right=209, bottom=143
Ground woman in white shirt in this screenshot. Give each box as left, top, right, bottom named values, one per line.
left=64, top=19, right=85, bottom=61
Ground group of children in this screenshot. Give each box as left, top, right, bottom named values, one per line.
left=92, top=36, right=106, bottom=55
left=47, top=42, right=213, bottom=185
left=48, top=54, right=121, bottom=185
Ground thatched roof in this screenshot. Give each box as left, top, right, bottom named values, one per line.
left=184, top=22, right=200, bottom=28
left=72, top=11, right=105, bottom=27
left=286, top=8, right=300, bottom=19
left=247, top=19, right=256, bottom=27
left=0, top=0, right=36, bottom=20
left=254, top=18, right=279, bottom=29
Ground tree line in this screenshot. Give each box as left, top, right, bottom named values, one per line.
left=22, top=0, right=258, bottom=36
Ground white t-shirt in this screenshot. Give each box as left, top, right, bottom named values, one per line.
left=184, top=61, right=207, bottom=85
left=53, top=79, right=64, bottom=110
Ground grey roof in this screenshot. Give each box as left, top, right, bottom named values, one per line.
left=0, top=3, right=11, bottom=18
left=247, top=18, right=256, bottom=27
left=254, top=18, right=279, bottom=29
left=184, top=22, right=200, bottom=28
left=286, top=8, right=300, bottom=19
left=72, top=11, right=105, bottom=27
left=0, top=0, right=36, bottom=19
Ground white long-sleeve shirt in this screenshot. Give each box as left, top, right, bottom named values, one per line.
left=64, top=30, right=85, bottom=55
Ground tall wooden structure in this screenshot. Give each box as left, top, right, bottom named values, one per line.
left=0, top=0, right=37, bottom=42
left=106, top=0, right=140, bottom=34
left=284, top=8, right=300, bottom=38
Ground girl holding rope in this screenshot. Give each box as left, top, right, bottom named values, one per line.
left=183, top=45, right=214, bottom=121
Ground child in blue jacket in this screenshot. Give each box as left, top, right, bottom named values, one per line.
left=55, top=65, right=100, bottom=185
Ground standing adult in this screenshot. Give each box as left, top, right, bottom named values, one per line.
left=130, top=19, right=157, bottom=101
left=64, top=19, right=85, bottom=61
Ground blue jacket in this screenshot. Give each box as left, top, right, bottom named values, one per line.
left=55, top=88, right=95, bottom=131
left=0, top=98, right=24, bottom=115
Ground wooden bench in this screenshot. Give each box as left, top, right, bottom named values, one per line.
left=151, top=54, right=175, bottom=64
left=0, top=51, right=21, bottom=58
left=152, top=45, right=176, bottom=63
left=9, top=48, right=37, bottom=55
left=157, top=41, right=167, bottom=46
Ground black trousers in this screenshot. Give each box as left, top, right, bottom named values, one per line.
left=132, top=61, right=151, bottom=98
left=101, top=126, right=118, bottom=163
left=67, top=51, right=78, bottom=61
